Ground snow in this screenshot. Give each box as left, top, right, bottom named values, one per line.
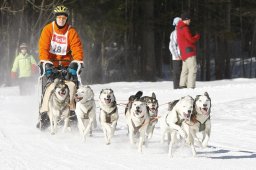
left=0, top=79, right=256, bottom=170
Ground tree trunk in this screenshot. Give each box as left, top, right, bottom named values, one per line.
left=224, top=0, right=231, bottom=79
left=141, top=0, right=155, bottom=81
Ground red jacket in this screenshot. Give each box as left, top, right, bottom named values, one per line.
left=177, top=21, right=200, bottom=61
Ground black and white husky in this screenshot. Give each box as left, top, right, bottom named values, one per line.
left=160, top=96, right=196, bottom=157
left=190, top=92, right=212, bottom=148
left=99, top=89, right=119, bottom=145
left=75, top=85, right=96, bottom=142
left=140, top=92, right=159, bottom=140
left=48, top=79, right=70, bottom=135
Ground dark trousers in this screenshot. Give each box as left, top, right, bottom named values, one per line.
left=172, top=60, right=182, bottom=89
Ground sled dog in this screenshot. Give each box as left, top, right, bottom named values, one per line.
left=125, top=92, right=150, bottom=153
left=141, top=92, right=159, bottom=139
left=190, top=92, right=212, bottom=148
left=75, top=85, right=96, bottom=142
left=99, top=89, right=119, bottom=144
left=48, top=79, right=70, bottom=135
left=160, top=95, right=196, bottom=157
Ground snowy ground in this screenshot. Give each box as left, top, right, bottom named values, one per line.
left=0, top=79, right=256, bottom=170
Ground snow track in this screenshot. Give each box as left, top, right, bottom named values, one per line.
left=0, top=79, right=256, bottom=169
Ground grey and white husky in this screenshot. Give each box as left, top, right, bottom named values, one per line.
left=190, top=92, right=212, bottom=148
left=48, top=79, right=70, bottom=135
left=75, top=85, right=96, bottom=142
left=99, top=89, right=119, bottom=145
left=160, top=96, right=196, bottom=157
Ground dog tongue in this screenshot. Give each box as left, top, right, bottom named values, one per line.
left=75, top=96, right=83, bottom=102
left=59, top=91, right=66, bottom=96
left=201, top=108, right=208, bottom=114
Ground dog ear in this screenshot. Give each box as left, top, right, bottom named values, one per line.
left=135, top=91, right=143, bottom=99
left=53, top=78, right=60, bottom=85
left=195, top=95, right=200, bottom=101
left=64, top=83, right=69, bottom=90
left=129, top=95, right=135, bottom=102
left=152, top=92, right=156, bottom=99
left=188, top=95, right=194, bottom=100
left=204, top=92, right=209, bottom=98
left=168, top=100, right=179, bottom=111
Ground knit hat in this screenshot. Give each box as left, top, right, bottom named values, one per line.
left=181, top=12, right=191, bottom=20
left=19, top=43, right=28, bottom=49
left=172, top=17, right=181, bottom=26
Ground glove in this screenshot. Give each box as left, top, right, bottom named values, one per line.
left=68, top=61, right=83, bottom=76
left=194, top=33, right=200, bottom=40
left=45, top=63, right=53, bottom=77
left=11, top=72, right=16, bottom=79
left=39, top=61, right=54, bottom=77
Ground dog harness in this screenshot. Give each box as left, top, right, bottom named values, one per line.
left=82, top=106, right=93, bottom=119
left=101, top=106, right=117, bottom=124
left=131, top=118, right=145, bottom=135
left=197, top=115, right=211, bottom=132
left=149, top=112, right=158, bottom=125
left=77, top=98, right=94, bottom=119
left=192, top=106, right=211, bottom=131
left=165, top=111, right=184, bottom=127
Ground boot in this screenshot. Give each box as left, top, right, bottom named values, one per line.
left=69, top=110, right=77, bottom=126
left=36, top=112, right=50, bottom=131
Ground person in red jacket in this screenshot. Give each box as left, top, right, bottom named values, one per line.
left=177, top=12, right=200, bottom=89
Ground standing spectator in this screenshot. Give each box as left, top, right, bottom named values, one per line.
left=169, top=17, right=182, bottom=89
left=11, top=43, right=37, bottom=95
left=177, top=12, right=200, bottom=89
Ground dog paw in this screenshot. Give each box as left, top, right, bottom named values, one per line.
left=202, top=143, right=208, bottom=148
left=67, top=127, right=72, bottom=132
left=138, top=148, right=142, bottom=153
left=168, top=153, right=173, bottom=158
left=185, top=139, right=191, bottom=145
left=147, top=133, right=153, bottom=140
left=81, top=136, right=86, bottom=143
left=130, top=140, right=136, bottom=145
left=195, top=140, right=202, bottom=147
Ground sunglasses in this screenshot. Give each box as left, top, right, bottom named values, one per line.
left=56, top=16, right=67, bottom=20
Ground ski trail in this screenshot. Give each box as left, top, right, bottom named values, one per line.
left=1, top=81, right=256, bottom=169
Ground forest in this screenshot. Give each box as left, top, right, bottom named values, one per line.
left=0, top=0, right=255, bottom=84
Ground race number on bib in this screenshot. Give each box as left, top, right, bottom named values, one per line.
left=49, top=22, right=70, bottom=55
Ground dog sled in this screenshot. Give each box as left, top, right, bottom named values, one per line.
left=37, top=60, right=83, bottom=131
